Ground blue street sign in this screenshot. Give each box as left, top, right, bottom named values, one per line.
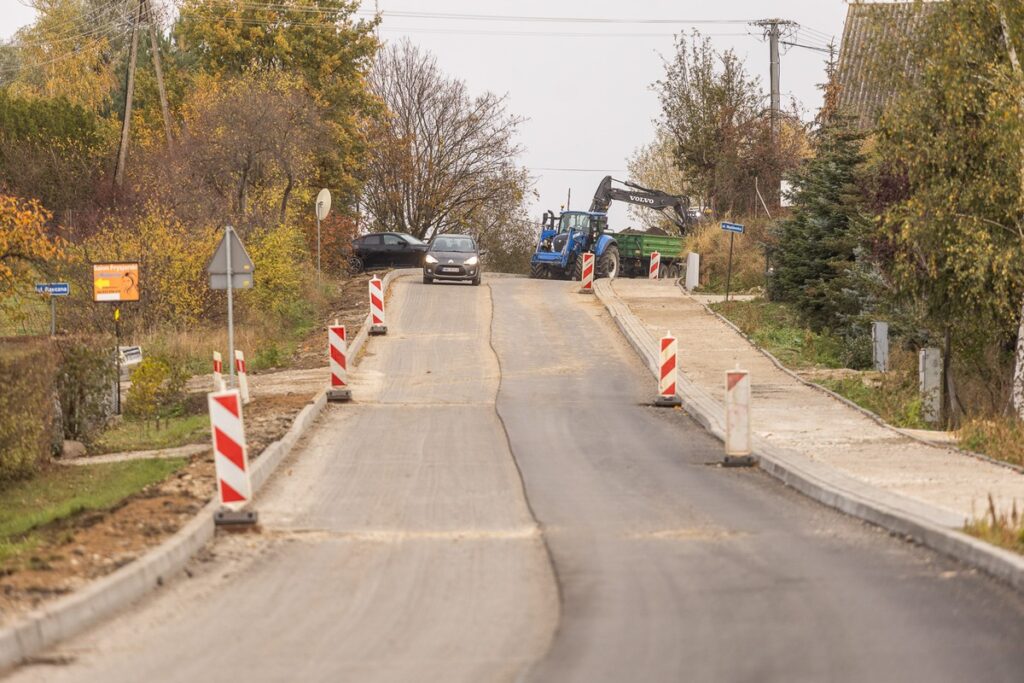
left=721, top=222, right=745, bottom=234
left=35, top=283, right=70, bottom=296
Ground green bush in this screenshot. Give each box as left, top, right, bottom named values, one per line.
left=0, top=338, right=57, bottom=482
left=55, top=336, right=116, bottom=444
left=125, top=354, right=189, bottom=429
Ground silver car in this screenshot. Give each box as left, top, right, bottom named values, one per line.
left=423, top=234, right=481, bottom=285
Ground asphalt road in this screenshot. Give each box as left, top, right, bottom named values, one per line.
left=8, top=275, right=1024, bottom=682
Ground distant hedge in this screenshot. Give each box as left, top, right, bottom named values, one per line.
left=0, top=338, right=57, bottom=482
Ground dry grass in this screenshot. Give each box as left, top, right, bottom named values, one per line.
left=964, top=494, right=1024, bottom=555
left=686, top=217, right=769, bottom=293
left=957, top=417, right=1024, bottom=468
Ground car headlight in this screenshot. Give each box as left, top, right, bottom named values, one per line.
left=425, top=254, right=439, bottom=264
left=464, top=256, right=479, bottom=266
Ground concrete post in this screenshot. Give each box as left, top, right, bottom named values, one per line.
left=919, top=347, right=943, bottom=425
left=684, top=252, right=700, bottom=291
left=872, top=322, right=889, bottom=373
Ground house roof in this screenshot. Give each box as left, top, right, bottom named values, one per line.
left=836, top=2, right=935, bottom=130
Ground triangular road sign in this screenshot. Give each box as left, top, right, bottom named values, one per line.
left=208, top=227, right=255, bottom=275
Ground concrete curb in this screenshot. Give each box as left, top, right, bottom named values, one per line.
left=0, top=269, right=414, bottom=673
left=593, top=278, right=1024, bottom=592
left=676, top=280, right=1024, bottom=476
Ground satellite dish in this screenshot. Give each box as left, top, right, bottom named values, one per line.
left=316, top=188, right=332, bottom=221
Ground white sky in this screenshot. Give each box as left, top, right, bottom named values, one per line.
left=1, top=0, right=852, bottom=227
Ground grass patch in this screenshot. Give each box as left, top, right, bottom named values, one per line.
left=711, top=300, right=846, bottom=369
left=0, top=458, right=185, bottom=563
left=957, top=417, right=1024, bottom=468
left=817, top=372, right=927, bottom=429
left=964, top=495, right=1024, bottom=555
left=93, top=414, right=208, bottom=454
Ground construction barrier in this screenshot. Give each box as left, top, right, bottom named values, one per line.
left=212, top=351, right=225, bottom=392
left=724, top=368, right=755, bottom=467
left=655, top=332, right=682, bottom=407
left=327, top=322, right=352, bottom=402
left=649, top=251, right=661, bottom=279
left=235, top=350, right=251, bottom=404
left=579, top=252, right=595, bottom=293
left=208, top=389, right=253, bottom=511
left=369, top=276, right=387, bottom=335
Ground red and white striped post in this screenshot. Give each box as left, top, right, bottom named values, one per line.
left=649, top=251, right=661, bottom=280
left=369, top=276, right=387, bottom=335
left=579, top=252, right=595, bottom=294
left=208, top=389, right=257, bottom=525
left=327, top=321, right=352, bottom=402
left=724, top=367, right=755, bottom=467
left=654, top=331, right=682, bottom=407
left=212, top=351, right=226, bottom=392
left=235, top=350, right=251, bottom=405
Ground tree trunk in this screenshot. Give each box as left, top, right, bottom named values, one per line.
left=943, top=327, right=963, bottom=428
left=113, top=0, right=143, bottom=188
left=145, top=0, right=173, bottom=147
left=995, top=1, right=1024, bottom=419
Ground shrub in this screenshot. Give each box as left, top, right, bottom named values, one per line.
left=0, top=338, right=57, bottom=482
left=55, top=336, right=116, bottom=444
left=125, top=354, right=189, bottom=429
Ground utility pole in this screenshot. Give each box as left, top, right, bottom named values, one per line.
left=145, top=0, right=173, bottom=147
left=114, top=0, right=144, bottom=189
left=754, top=18, right=796, bottom=206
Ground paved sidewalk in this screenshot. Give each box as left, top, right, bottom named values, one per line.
left=611, top=278, right=1024, bottom=523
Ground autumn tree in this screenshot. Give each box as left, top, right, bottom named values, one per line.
left=363, top=40, right=528, bottom=241
left=873, top=0, right=1024, bottom=418
left=132, top=71, right=329, bottom=229
left=657, top=31, right=805, bottom=215
left=0, top=195, right=64, bottom=305
left=1, top=0, right=127, bottom=112
left=175, top=0, right=380, bottom=206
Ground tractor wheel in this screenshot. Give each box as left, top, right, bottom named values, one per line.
left=571, top=254, right=584, bottom=281
left=598, top=245, right=620, bottom=280
left=529, top=262, right=545, bottom=279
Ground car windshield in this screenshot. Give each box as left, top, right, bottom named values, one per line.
left=430, top=236, right=476, bottom=252
left=398, top=233, right=425, bottom=245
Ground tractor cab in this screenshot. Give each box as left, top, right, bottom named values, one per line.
left=531, top=210, right=618, bottom=279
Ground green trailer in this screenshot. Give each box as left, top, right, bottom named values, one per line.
left=613, top=230, right=686, bottom=278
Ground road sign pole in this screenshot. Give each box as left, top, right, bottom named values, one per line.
left=226, top=225, right=235, bottom=381
left=49, top=296, right=56, bottom=337
left=114, top=306, right=122, bottom=415
left=316, top=210, right=322, bottom=287
left=725, top=232, right=735, bottom=303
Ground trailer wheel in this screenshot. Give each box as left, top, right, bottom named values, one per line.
left=598, top=245, right=619, bottom=279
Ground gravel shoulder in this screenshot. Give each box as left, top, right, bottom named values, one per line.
left=611, top=278, right=1024, bottom=522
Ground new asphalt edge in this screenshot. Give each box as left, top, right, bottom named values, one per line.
left=592, top=277, right=1024, bottom=593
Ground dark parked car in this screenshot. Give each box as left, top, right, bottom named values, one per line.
left=350, top=232, right=428, bottom=272
left=423, top=234, right=481, bottom=285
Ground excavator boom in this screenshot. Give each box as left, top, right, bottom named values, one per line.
left=589, top=175, right=692, bottom=233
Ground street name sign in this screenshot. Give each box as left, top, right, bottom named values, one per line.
left=721, top=222, right=745, bottom=234
left=35, top=283, right=69, bottom=296
left=93, top=263, right=140, bottom=302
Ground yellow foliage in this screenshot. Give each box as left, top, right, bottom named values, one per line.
left=244, top=223, right=309, bottom=319
left=0, top=195, right=64, bottom=304
left=80, top=207, right=218, bottom=327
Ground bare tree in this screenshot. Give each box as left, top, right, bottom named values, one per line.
left=363, top=39, right=527, bottom=240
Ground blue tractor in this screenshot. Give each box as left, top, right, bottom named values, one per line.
left=528, top=210, right=620, bottom=281
left=528, top=176, right=691, bottom=281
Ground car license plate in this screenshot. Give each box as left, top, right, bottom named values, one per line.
left=441, top=267, right=460, bottom=273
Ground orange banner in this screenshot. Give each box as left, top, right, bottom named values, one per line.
left=92, top=263, right=140, bottom=302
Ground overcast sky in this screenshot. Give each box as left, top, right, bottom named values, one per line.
left=1, top=0, right=852, bottom=227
